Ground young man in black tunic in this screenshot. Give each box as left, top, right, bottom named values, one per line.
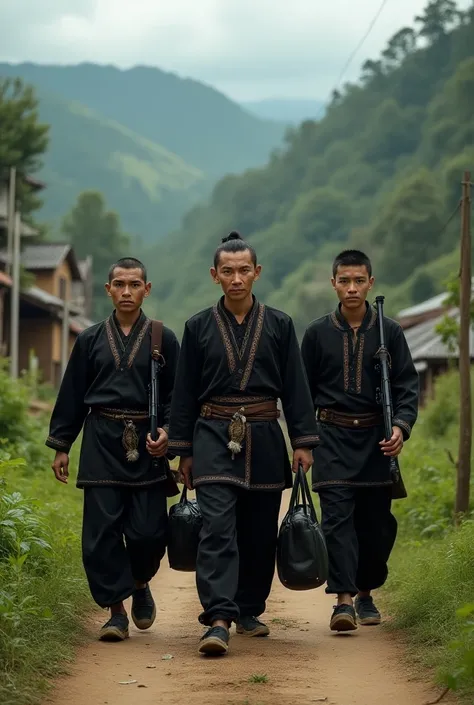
left=301, top=250, right=418, bottom=632
left=168, top=232, right=319, bottom=656
left=46, top=257, right=180, bottom=641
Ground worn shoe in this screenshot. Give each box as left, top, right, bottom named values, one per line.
left=99, top=613, right=130, bottom=641
left=330, top=604, right=358, bottom=632
left=236, top=616, right=270, bottom=637
left=131, top=584, right=156, bottom=630
left=355, top=595, right=381, bottom=625
left=198, top=626, right=230, bottom=656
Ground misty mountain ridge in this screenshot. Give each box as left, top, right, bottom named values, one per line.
left=243, top=97, right=326, bottom=123
left=0, top=61, right=287, bottom=241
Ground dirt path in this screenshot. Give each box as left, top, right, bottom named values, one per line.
left=47, top=493, right=455, bottom=705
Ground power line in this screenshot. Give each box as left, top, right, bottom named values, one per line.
left=315, top=0, right=391, bottom=120
left=437, top=200, right=462, bottom=241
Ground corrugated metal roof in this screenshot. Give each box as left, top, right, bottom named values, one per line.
left=24, top=285, right=64, bottom=308
left=21, top=243, right=71, bottom=270
left=398, top=292, right=449, bottom=318
left=21, top=287, right=93, bottom=333
left=398, top=278, right=474, bottom=318
left=405, top=308, right=474, bottom=361
left=0, top=243, right=83, bottom=281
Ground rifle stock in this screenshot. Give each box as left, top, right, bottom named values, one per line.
left=374, top=296, right=407, bottom=500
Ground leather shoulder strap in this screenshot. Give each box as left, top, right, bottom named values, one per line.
left=151, top=320, right=164, bottom=360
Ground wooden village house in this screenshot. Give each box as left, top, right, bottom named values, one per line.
left=397, top=280, right=474, bottom=406
left=0, top=172, right=94, bottom=387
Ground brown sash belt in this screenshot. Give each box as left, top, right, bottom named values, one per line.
left=200, top=398, right=279, bottom=459
left=200, top=399, right=280, bottom=421
left=318, top=408, right=382, bottom=429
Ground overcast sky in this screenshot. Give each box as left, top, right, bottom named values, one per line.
left=0, top=0, right=470, bottom=101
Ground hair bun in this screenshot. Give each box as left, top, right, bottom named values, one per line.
left=221, top=230, right=242, bottom=243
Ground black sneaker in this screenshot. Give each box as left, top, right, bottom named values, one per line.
left=330, top=604, right=358, bottom=632
left=131, top=584, right=156, bottom=630
left=198, top=626, right=230, bottom=656
left=99, top=613, right=129, bottom=641
left=355, top=595, right=381, bottom=625
left=236, top=616, right=270, bottom=637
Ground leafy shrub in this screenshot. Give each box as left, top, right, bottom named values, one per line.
left=0, top=369, right=90, bottom=705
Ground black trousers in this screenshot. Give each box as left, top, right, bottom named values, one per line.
left=82, top=484, right=168, bottom=608
left=318, top=485, right=398, bottom=596
left=195, top=483, right=282, bottom=626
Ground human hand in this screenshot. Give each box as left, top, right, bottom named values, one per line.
left=178, top=456, right=194, bottom=490
left=52, top=451, right=69, bottom=484
left=379, top=426, right=403, bottom=457
left=146, top=428, right=168, bottom=457
left=292, top=447, right=313, bottom=473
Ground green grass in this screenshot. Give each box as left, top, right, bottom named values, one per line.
left=384, top=522, right=474, bottom=692
left=381, top=369, right=474, bottom=700
left=0, top=365, right=92, bottom=705
left=0, top=452, right=92, bottom=705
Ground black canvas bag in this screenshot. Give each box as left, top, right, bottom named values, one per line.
left=167, top=485, right=203, bottom=572
left=277, top=465, right=328, bottom=590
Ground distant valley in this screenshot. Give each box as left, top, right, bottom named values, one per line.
left=0, top=62, right=288, bottom=242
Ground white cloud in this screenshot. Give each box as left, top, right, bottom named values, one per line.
left=0, top=0, right=470, bottom=100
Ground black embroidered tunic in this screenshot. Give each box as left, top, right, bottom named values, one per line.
left=301, top=303, right=419, bottom=490
left=168, top=296, right=320, bottom=490
left=45, top=310, right=180, bottom=488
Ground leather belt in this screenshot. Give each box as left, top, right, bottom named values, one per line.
left=317, top=408, right=382, bottom=429
left=200, top=398, right=279, bottom=421
left=92, top=407, right=149, bottom=421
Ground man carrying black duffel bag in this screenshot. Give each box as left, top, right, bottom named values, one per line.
left=168, top=231, right=319, bottom=656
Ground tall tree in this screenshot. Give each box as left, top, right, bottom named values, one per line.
left=415, top=0, right=462, bottom=44
left=0, top=77, right=49, bottom=224
left=62, top=191, right=130, bottom=321
left=360, top=59, right=385, bottom=86
left=382, top=28, right=418, bottom=68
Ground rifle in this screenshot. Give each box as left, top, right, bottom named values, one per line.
left=150, top=320, right=180, bottom=498
left=374, top=296, right=407, bottom=500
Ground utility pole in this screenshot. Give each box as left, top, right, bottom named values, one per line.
left=6, top=167, right=16, bottom=276
left=10, top=212, right=21, bottom=379
left=455, top=170, right=472, bottom=518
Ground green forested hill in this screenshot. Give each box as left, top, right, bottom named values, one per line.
left=146, top=0, right=474, bottom=336
left=34, top=88, right=205, bottom=243
left=0, top=62, right=286, bottom=241
left=0, top=63, right=285, bottom=178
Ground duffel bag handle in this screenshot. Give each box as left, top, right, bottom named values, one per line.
left=298, top=464, right=318, bottom=523
left=289, top=464, right=318, bottom=524
left=179, top=485, right=188, bottom=503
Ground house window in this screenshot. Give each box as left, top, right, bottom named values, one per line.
left=59, top=277, right=67, bottom=301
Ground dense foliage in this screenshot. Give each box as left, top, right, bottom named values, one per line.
left=0, top=364, right=89, bottom=705
left=0, top=77, right=49, bottom=236
left=145, top=0, right=474, bottom=337
left=61, top=190, right=130, bottom=321
left=0, top=62, right=286, bottom=241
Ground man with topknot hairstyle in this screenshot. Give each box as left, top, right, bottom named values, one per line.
left=169, top=231, right=319, bottom=656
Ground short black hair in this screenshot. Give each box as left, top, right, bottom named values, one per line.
left=213, top=231, right=257, bottom=269
left=332, top=249, right=372, bottom=278
left=108, top=257, right=147, bottom=283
